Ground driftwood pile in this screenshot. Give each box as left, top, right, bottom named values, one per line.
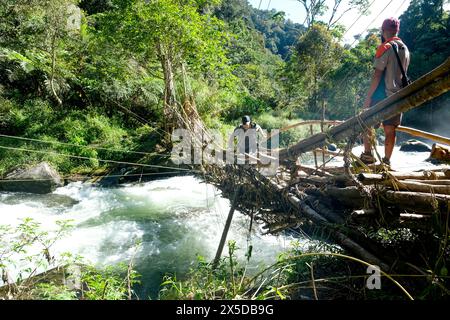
left=205, top=161, right=450, bottom=272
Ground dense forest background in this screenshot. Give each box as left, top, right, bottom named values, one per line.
left=0, top=0, right=448, bottom=175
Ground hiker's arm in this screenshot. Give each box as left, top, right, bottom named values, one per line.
left=257, top=126, right=266, bottom=139
left=363, top=68, right=384, bottom=109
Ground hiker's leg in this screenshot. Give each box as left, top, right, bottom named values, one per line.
left=363, top=129, right=373, bottom=154
left=384, top=125, right=396, bottom=160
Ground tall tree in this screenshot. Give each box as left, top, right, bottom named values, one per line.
left=285, top=24, right=343, bottom=115
left=98, top=0, right=230, bottom=132
left=0, top=0, right=81, bottom=105
left=296, top=0, right=369, bottom=29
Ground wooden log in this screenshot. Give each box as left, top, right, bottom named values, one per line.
left=386, top=180, right=450, bottom=195
left=289, top=196, right=389, bottom=271
left=308, top=197, right=346, bottom=224
left=430, top=143, right=450, bottom=162
left=382, top=171, right=447, bottom=180
left=405, top=179, right=450, bottom=185
left=295, top=164, right=334, bottom=177
left=358, top=173, right=385, bottom=184
left=279, top=58, right=450, bottom=161
left=396, top=126, right=450, bottom=146
left=384, top=190, right=450, bottom=214
left=313, top=148, right=343, bottom=157
left=357, top=171, right=448, bottom=184
left=212, top=185, right=242, bottom=269
left=322, top=186, right=366, bottom=208
left=351, top=209, right=377, bottom=217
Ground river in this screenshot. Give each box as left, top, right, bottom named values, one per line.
left=0, top=175, right=302, bottom=299
left=0, top=146, right=446, bottom=299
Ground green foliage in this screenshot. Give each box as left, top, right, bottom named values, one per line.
left=283, top=24, right=343, bottom=116
left=255, top=112, right=314, bottom=147
left=0, top=0, right=447, bottom=169
left=0, top=217, right=74, bottom=299
left=325, top=33, right=377, bottom=119
left=159, top=240, right=254, bottom=300
left=80, top=263, right=140, bottom=300
left=0, top=218, right=141, bottom=300
left=0, top=97, right=147, bottom=175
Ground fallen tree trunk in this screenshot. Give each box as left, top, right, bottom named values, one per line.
left=251, top=169, right=390, bottom=270
left=287, top=194, right=389, bottom=270
left=322, top=186, right=367, bottom=208
left=387, top=180, right=450, bottom=195
left=279, top=58, right=450, bottom=161
left=384, top=190, right=450, bottom=214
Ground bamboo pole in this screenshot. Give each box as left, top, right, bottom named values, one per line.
left=212, top=185, right=242, bottom=269
left=313, top=148, right=343, bottom=157
left=358, top=171, right=448, bottom=183
left=387, top=180, right=450, bottom=195
left=397, top=126, right=450, bottom=146
left=279, top=58, right=450, bottom=161
left=276, top=120, right=343, bottom=133
left=263, top=120, right=343, bottom=142
left=321, top=103, right=327, bottom=167
left=311, top=125, right=319, bottom=169
left=405, top=179, right=450, bottom=185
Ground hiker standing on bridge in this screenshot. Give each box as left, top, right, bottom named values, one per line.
left=360, top=17, right=410, bottom=165
left=229, top=115, right=266, bottom=156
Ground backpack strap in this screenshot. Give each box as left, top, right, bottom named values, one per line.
left=390, top=42, right=411, bottom=88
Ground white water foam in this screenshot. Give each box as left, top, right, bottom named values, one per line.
left=0, top=176, right=306, bottom=292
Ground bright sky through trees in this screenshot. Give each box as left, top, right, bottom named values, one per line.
left=248, top=0, right=413, bottom=44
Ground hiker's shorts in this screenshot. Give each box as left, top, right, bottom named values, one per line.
left=371, top=98, right=402, bottom=128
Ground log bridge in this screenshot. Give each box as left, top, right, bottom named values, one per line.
left=203, top=58, right=450, bottom=273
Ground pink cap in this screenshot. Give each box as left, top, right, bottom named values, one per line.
left=382, top=17, right=400, bottom=33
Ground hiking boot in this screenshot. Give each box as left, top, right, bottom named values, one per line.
left=382, top=157, right=391, bottom=166
left=359, top=152, right=376, bottom=164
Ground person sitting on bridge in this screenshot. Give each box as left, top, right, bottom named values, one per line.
left=230, top=115, right=265, bottom=156
left=360, top=17, right=410, bottom=166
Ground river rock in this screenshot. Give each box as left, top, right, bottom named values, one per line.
left=2, top=193, right=79, bottom=208
left=399, top=139, right=432, bottom=152
left=327, top=144, right=337, bottom=152
left=0, top=162, right=63, bottom=194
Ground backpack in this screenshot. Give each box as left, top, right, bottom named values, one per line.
left=390, top=42, right=412, bottom=88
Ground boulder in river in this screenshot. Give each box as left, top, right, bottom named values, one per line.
left=327, top=144, right=337, bottom=152
left=399, top=139, right=432, bottom=152
left=0, top=162, right=63, bottom=194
